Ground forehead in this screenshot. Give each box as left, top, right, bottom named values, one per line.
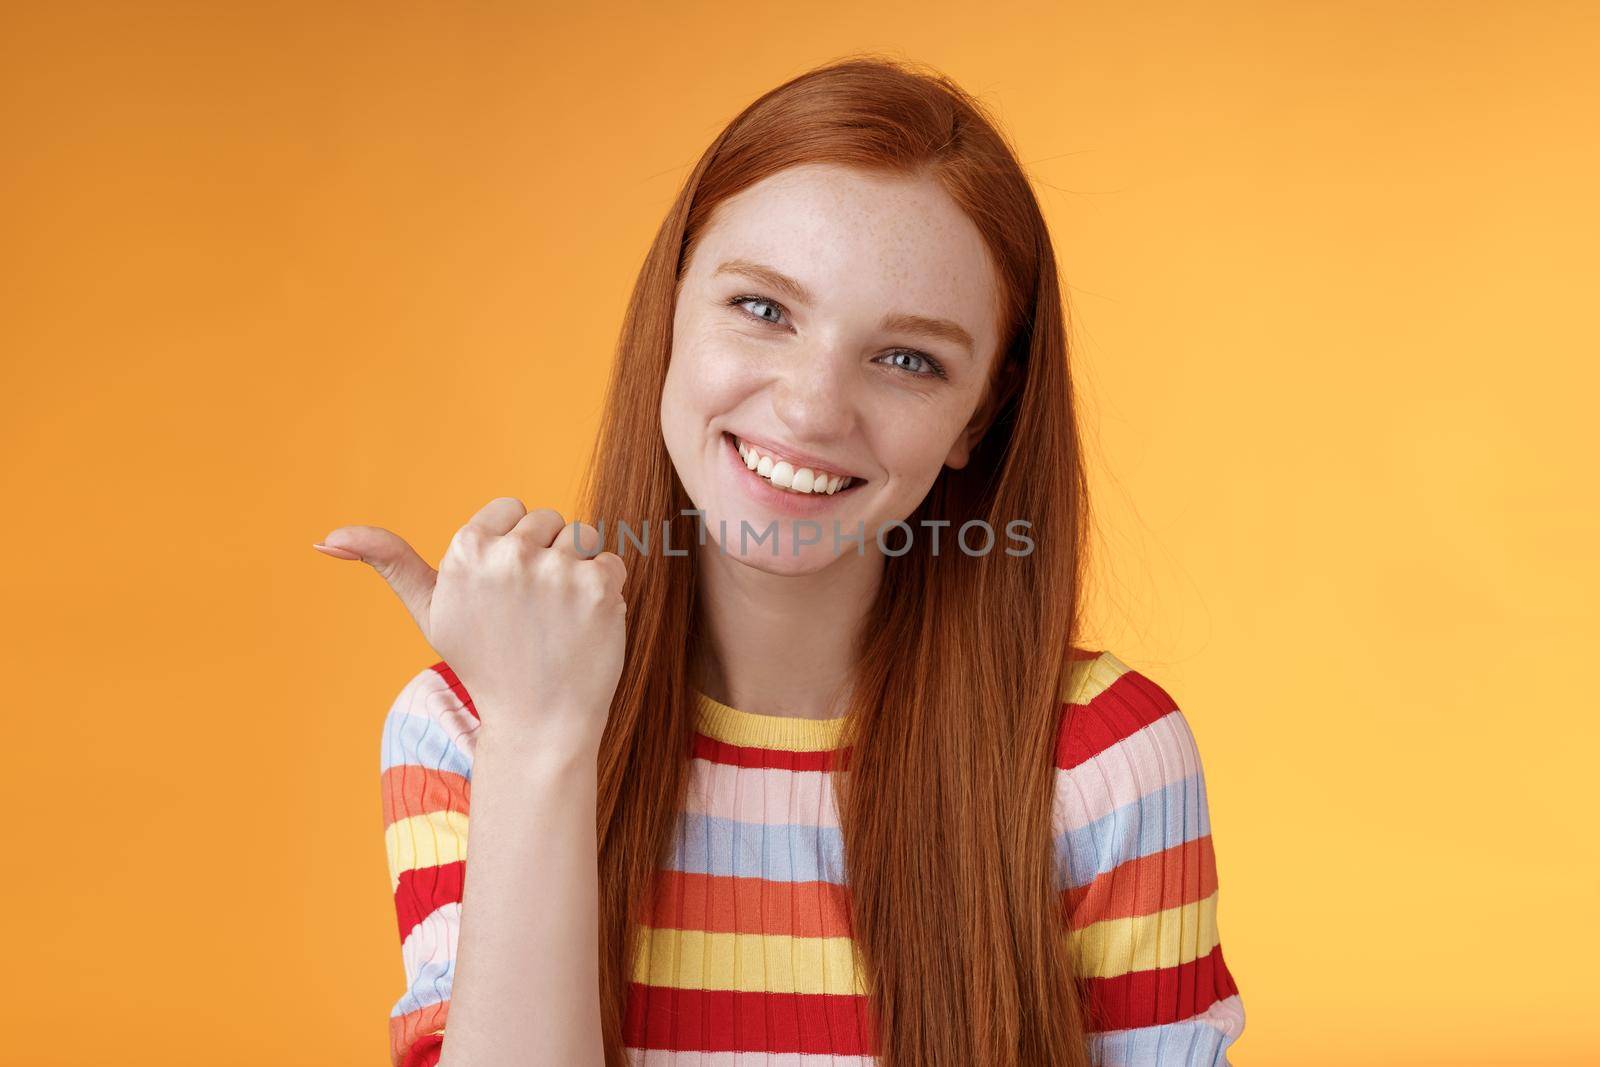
left=689, top=162, right=1001, bottom=349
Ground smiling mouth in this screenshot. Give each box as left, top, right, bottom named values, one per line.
left=726, top=432, right=863, bottom=496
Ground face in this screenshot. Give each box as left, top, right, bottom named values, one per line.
left=659, top=161, right=1004, bottom=574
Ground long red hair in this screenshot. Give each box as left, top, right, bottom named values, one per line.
left=575, top=54, right=1094, bottom=1067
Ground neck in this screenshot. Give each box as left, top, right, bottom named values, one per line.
left=692, top=539, right=883, bottom=720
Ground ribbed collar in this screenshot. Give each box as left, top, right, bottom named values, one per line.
left=692, top=689, right=849, bottom=752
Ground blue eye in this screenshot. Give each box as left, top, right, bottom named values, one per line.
left=725, top=293, right=948, bottom=381
left=878, top=349, right=946, bottom=379
left=729, top=295, right=785, bottom=325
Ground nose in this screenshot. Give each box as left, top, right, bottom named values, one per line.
left=770, top=342, right=856, bottom=443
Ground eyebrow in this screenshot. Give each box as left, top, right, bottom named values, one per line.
left=713, top=258, right=976, bottom=358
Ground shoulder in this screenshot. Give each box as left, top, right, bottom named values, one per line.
left=380, top=660, right=481, bottom=780
left=1054, top=651, right=1247, bottom=1053
left=1051, top=649, right=1219, bottom=875
left=1054, top=647, right=1204, bottom=773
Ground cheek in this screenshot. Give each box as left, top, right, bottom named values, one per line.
left=870, top=405, right=967, bottom=479
left=670, top=333, right=762, bottom=415
left=660, top=335, right=758, bottom=486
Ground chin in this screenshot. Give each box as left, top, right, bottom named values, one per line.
left=729, top=547, right=843, bottom=577
left=694, top=501, right=866, bottom=574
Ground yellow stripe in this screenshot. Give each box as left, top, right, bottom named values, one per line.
left=1061, top=650, right=1130, bottom=705
left=632, top=924, right=867, bottom=994
left=693, top=691, right=849, bottom=751
left=1069, top=889, right=1222, bottom=979
left=383, top=810, right=470, bottom=891
left=695, top=649, right=1127, bottom=745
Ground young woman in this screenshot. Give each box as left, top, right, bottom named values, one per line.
left=316, top=56, right=1246, bottom=1067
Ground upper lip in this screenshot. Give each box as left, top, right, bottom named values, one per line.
left=729, top=432, right=865, bottom=481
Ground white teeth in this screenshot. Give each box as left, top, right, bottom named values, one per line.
left=735, top=436, right=855, bottom=495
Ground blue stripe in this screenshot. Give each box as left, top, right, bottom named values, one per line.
left=381, top=710, right=474, bottom=780
left=389, top=956, right=454, bottom=1017
left=1055, top=774, right=1210, bottom=890
left=668, top=811, right=848, bottom=884
left=1086, top=1015, right=1237, bottom=1066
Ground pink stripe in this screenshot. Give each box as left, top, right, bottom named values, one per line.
left=1051, top=710, right=1200, bottom=833
left=682, top=759, right=840, bottom=829
left=628, top=1053, right=874, bottom=1066
left=396, top=666, right=480, bottom=761
left=1196, top=993, right=1247, bottom=1037
left=396, top=902, right=460, bottom=1012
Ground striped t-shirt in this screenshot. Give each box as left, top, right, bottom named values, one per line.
left=380, top=648, right=1246, bottom=1065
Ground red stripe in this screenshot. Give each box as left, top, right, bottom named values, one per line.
left=380, top=765, right=471, bottom=828
left=623, top=982, right=878, bottom=1055
left=1055, top=668, right=1177, bottom=770
left=394, top=860, right=465, bottom=940
left=1063, top=835, right=1219, bottom=926
left=428, top=660, right=479, bottom=721
left=390, top=1000, right=448, bottom=1066
left=690, top=732, right=851, bottom=771
left=399, top=1038, right=442, bottom=1067
left=646, top=869, right=855, bottom=938
left=1082, top=942, right=1240, bottom=1032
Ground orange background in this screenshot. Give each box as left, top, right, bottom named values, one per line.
left=3, top=2, right=1596, bottom=1064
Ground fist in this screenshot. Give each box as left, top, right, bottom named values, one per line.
left=314, top=497, right=627, bottom=753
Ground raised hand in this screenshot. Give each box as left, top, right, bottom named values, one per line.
left=313, top=497, right=627, bottom=753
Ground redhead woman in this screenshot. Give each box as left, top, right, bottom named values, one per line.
left=315, top=56, right=1246, bottom=1067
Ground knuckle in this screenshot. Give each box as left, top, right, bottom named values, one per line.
left=580, top=571, right=613, bottom=604
left=569, top=523, right=604, bottom=556
left=507, top=530, right=540, bottom=560
left=531, top=546, right=565, bottom=578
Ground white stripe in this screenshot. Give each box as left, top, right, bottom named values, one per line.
left=1086, top=993, right=1246, bottom=1065
left=390, top=665, right=480, bottom=763
left=1052, top=710, right=1202, bottom=834
left=400, top=900, right=461, bottom=980
left=683, top=759, right=840, bottom=828
left=627, top=1051, right=875, bottom=1066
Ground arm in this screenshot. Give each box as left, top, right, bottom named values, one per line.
left=382, top=664, right=473, bottom=1067
left=1055, top=652, right=1246, bottom=1066
left=441, top=708, right=603, bottom=1066
left=381, top=662, right=605, bottom=1067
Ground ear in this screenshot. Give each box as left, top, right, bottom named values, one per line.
left=944, top=384, right=1000, bottom=471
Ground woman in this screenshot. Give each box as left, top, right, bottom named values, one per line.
left=316, top=55, right=1245, bottom=1067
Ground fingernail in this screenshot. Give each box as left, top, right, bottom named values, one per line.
left=312, top=542, right=361, bottom=560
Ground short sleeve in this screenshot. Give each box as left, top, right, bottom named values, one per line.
left=1053, top=650, right=1246, bottom=1066
left=380, top=661, right=480, bottom=1067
